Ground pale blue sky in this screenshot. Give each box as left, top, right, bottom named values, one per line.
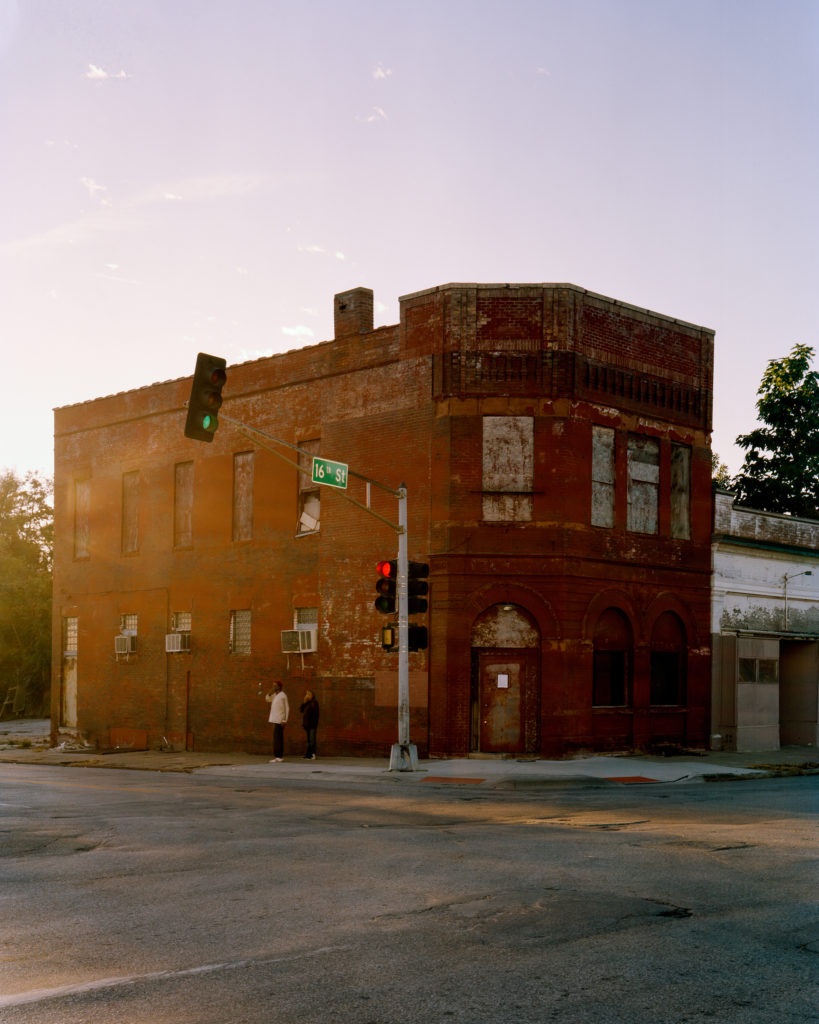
left=1, top=0, right=817, bottom=478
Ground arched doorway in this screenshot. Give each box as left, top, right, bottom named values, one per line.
left=470, top=603, right=540, bottom=754
left=649, top=611, right=686, bottom=706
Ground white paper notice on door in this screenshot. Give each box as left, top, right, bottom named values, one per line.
left=497, top=674, right=509, bottom=689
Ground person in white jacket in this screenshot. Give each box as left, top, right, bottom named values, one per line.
left=265, top=681, right=289, bottom=762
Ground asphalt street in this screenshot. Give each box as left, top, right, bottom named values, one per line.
left=1, top=750, right=817, bottom=1024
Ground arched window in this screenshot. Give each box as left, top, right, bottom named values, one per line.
left=592, top=608, right=632, bottom=707
left=650, top=611, right=686, bottom=706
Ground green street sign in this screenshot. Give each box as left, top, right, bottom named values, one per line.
left=312, top=456, right=348, bottom=489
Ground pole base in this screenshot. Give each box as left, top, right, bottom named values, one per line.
left=389, top=742, right=419, bottom=772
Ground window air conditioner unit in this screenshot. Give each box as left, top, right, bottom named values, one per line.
left=281, top=628, right=318, bottom=654
left=115, top=634, right=136, bottom=655
left=297, top=627, right=318, bottom=653
left=165, top=632, right=191, bottom=653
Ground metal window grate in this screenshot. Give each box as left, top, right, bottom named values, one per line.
left=230, top=609, right=251, bottom=654
left=172, top=611, right=192, bottom=633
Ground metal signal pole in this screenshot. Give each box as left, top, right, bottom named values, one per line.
left=389, top=484, right=418, bottom=771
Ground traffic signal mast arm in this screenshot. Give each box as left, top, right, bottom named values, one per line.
left=225, top=417, right=403, bottom=534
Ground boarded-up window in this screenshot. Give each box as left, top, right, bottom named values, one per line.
left=482, top=416, right=534, bottom=522
left=233, top=451, right=255, bottom=542
left=298, top=439, right=321, bottom=534
left=174, top=462, right=194, bottom=548
left=627, top=435, right=659, bottom=534
left=74, top=479, right=90, bottom=559
left=591, top=425, right=615, bottom=528
left=230, top=609, right=251, bottom=654
left=670, top=443, right=691, bottom=540
left=121, top=471, right=139, bottom=554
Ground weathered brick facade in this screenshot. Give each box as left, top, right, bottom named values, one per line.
left=52, top=283, right=714, bottom=757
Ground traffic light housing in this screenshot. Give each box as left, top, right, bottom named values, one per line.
left=381, top=624, right=428, bottom=652
left=184, top=352, right=227, bottom=442
left=374, top=560, right=429, bottom=615
left=375, top=560, right=397, bottom=614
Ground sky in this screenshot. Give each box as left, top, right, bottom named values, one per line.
left=1, top=0, right=817, bottom=481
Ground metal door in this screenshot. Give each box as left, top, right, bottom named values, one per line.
left=478, top=652, right=538, bottom=754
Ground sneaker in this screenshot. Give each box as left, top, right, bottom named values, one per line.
left=269, top=758, right=283, bottom=763
left=309, top=754, right=316, bottom=760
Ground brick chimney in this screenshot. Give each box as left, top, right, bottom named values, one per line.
left=334, top=287, right=374, bottom=338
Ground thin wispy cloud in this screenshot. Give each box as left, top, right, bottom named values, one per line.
left=357, top=107, right=387, bottom=123
left=372, top=62, right=392, bottom=80
left=298, top=244, right=326, bottom=255
left=86, top=63, right=129, bottom=80
left=536, top=66, right=552, bottom=76
left=80, top=177, right=110, bottom=205
left=282, top=325, right=315, bottom=339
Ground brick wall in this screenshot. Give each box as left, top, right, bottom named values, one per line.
left=53, top=282, right=715, bottom=757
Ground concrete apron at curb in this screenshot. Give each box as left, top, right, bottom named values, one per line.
left=1, top=722, right=816, bottom=788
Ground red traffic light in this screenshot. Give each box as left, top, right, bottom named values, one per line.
left=377, top=560, right=396, bottom=578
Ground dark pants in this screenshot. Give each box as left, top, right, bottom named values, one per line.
left=272, top=723, right=284, bottom=759
left=304, top=727, right=317, bottom=758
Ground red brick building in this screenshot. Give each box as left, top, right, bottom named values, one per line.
left=52, top=282, right=714, bottom=758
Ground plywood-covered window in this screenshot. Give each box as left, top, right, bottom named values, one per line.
left=74, top=479, right=90, bottom=559
left=298, top=439, right=321, bottom=534
left=174, top=461, right=194, bottom=548
left=233, top=451, right=255, bottom=542
left=627, top=435, right=659, bottom=535
left=121, top=470, right=139, bottom=554
left=591, top=425, right=615, bottom=528
left=670, top=443, right=691, bottom=540
left=482, top=416, right=534, bottom=522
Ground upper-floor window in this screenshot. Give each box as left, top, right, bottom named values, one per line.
left=627, top=435, right=659, bottom=535
left=233, top=451, right=255, bottom=542
left=121, top=470, right=139, bottom=554
left=591, top=425, right=615, bottom=529
left=74, top=479, right=90, bottom=559
left=482, top=416, right=534, bottom=522
left=174, top=461, right=194, bottom=548
left=298, top=439, right=321, bottom=534
left=670, top=443, right=691, bottom=540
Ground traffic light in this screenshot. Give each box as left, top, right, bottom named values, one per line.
left=381, top=624, right=428, bottom=652
left=407, top=561, right=429, bottom=614
left=408, top=625, right=428, bottom=651
left=375, top=560, right=397, bottom=614
left=374, top=560, right=429, bottom=615
left=184, top=352, right=227, bottom=442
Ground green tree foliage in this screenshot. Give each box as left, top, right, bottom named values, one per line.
left=734, top=344, right=819, bottom=518
left=0, top=471, right=53, bottom=714
left=711, top=451, right=733, bottom=489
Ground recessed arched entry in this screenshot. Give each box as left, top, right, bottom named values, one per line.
left=592, top=607, right=633, bottom=708
left=649, top=611, right=686, bottom=706
left=470, top=603, right=540, bottom=754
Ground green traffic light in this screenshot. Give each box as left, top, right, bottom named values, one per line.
left=202, top=414, right=214, bottom=431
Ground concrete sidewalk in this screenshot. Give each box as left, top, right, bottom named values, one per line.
left=1, top=719, right=817, bottom=788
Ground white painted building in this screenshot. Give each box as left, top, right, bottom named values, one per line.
left=712, top=490, right=819, bottom=751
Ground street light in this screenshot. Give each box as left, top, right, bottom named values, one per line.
left=783, top=570, right=813, bottom=631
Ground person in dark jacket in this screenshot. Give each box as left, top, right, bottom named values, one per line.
left=300, top=690, right=319, bottom=760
